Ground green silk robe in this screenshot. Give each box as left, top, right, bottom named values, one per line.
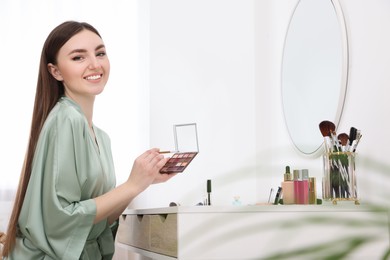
left=6, top=97, right=117, bottom=260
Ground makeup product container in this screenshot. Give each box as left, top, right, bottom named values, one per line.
left=293, top=170, right=300, bottom=204
left=207, top=179, right=212, bottom=206
left=322, top=152, right=359, bottom=205
left=298, top=169, right=309, bottom=204
left=274, top=186, right=283, bottom=205
left=309, top=177, right=317, bottom=204
left=281, top=166, right=295, bottom=204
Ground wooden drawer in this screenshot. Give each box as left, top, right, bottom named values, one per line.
left=117, top=213, right=178, bottom=257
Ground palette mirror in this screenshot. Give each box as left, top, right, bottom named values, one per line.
left=174, top=123, right=199, bottom=152
left=160, top=123, right=199, bottom=174
left=281, top=0, right=348, bottom=155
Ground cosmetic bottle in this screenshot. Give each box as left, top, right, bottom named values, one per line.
left=281, top=166, right=295, bottom=204
left=293, top=170, right=300, bottom=204
left=299, top=169, right=309, bottom=204
left=309, top=177, right=317, bottom=204
left=207, top=179, right=212, bottom=206
left=274, top=186, right=283, bottom=205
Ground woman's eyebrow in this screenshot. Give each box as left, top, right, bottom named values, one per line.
left=68, top=44, right=106, bottom=55
left=95, top=44, right=105, bottom=51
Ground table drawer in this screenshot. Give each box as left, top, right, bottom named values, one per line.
left=117, top=213, right=178, bottom=257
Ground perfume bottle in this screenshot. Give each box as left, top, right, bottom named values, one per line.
left=281, top=166, right=295, bottom=204
left=294, top=169, right=309, bottom=204
left=309, top=177, right=317, bottom=204
left=299, top=169, right=309, bottom=204
left=293, top=169, right=300, bottom=204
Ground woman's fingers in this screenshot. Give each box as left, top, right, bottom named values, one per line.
left=156, top=156, right=169, bottom=169
left=133, top=149, right=168, bottom=176
left=127, top=148, right=177, bottom=194
left=138, top=148, right=159, bottom=162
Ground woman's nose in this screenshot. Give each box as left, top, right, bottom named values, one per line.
left=88, top=56, right=101, bottom=69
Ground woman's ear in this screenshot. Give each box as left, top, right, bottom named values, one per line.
left=47, top=63, right=63, bottom=81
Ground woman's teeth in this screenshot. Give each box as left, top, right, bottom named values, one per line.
left=85, top=75, right=101, bottom=80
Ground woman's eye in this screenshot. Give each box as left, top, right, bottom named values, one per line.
left=72, top=56, right=84, bottom=61
left=97, top=52, right=106, bottom=57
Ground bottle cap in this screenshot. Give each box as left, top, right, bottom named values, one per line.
left=302, top=169, right=309, bottom=180
left=284, top=166, right=292, bottom=181
left=309, top=177, right=316, bottom=190
left=293, top=170, right=300, bottom=181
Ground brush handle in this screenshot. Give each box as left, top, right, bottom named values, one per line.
left=324, top=137, right=332, bottom=153
left=352, top=134, right=362, bottom=152
left=331, top=132, right=341, bottom=152
left=349, top=127, right=357, bottom=146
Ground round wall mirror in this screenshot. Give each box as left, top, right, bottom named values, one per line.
left=282, top=0, right=348, bottom=155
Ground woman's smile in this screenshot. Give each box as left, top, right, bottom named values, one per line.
left=48, top=29, right=110, bottom=99
left=84, top=73, right=103, bottom=81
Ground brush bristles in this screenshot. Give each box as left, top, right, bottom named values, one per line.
left=319, top=120, right=336, bottom=137
left=338, top=133, right=349, bottom=146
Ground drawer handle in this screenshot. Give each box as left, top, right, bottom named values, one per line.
left=137, top=214, right=144, bottom=222
left=158, top=214, right=168, bottom=222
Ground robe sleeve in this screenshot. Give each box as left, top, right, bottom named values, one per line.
left=22, top=109, right=99, bottom=259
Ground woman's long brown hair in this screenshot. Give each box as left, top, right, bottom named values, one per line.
left=2, top=21, right=101, bottom=257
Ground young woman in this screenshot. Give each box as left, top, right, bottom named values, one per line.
left=2, top=21, right=176, bottom=259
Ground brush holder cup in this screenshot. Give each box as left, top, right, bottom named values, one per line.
left=322, top=152, right=359, bottom=205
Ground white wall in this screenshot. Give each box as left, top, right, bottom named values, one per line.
left=0, top=0, right=145, bottom=231
left=136, top=0, right=258, bottom=208
left=139, top=0, right=390, bottom=208
left=338, top=0, right=390, bottom=205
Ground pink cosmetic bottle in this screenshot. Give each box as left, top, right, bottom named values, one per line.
left=293, top=170, right=300, bottom=204
left=300, top=169, right=309, bottom=204
left=294, top=169, right=309, bottom=204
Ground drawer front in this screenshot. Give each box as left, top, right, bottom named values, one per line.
left=117, top=214, right=150, bottom=249
left=150, top=214, right=178, bottom=257
left=117, top=213, right=178, bottom=257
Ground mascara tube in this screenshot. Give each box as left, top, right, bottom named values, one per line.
left=207, top=179, right=212, bottom=205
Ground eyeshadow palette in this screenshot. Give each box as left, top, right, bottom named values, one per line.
left=159, top=152, right=198, bottom=174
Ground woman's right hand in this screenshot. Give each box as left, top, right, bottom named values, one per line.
left=96, top=148, right=177, bottom=224
left=126, top=148, right=177, bottom=195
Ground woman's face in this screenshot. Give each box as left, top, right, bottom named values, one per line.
left=48, top=29, right=110, bottom=100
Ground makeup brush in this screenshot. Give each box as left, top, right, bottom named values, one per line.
left=348, top=127, right=357, bottom=147
left=352, top=131, right=362, bottom=152
left=330, top=130, right=342, bottom=152
left=319, top=120, right=335, bottom=137
left=319, top=121, right=336, bottom=152
left=159, top=151, right=177, bottom=154
left=337, top=133, right=350, bottom=196
left=338, top=133, right=349, bottom=152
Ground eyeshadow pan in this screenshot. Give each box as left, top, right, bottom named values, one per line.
left=159, top=152, right=198, bottom=174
